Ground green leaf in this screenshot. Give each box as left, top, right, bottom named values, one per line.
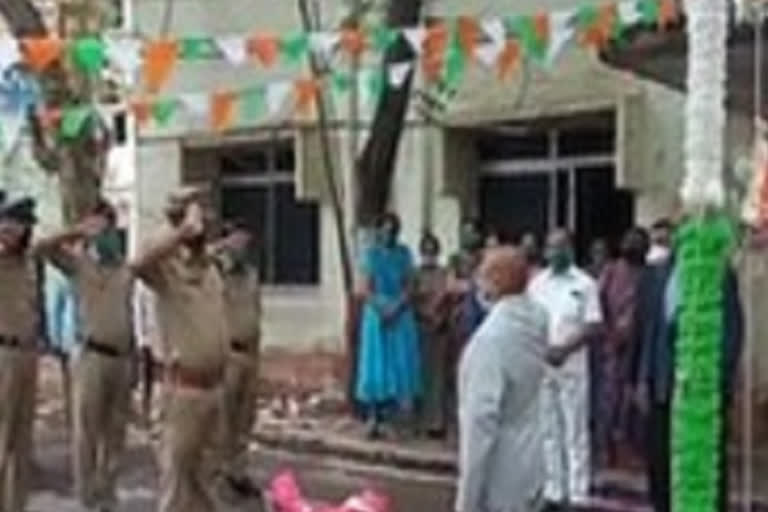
left=59, top=106, right=92, bottom=139
left=240, top=87, right=265, bottom=120
left=70, top=37, right=105, bottom=75
left=638, top=0, right=660, bottom=25
left=152, top=99, right=178, bottom=126
left=371, top=25, right=399, bottom=53
left=281, top=33, right=309, bottom=63
left=671, top=214, right=735, bottom=512
left=180, top=37, right=217, bottom=60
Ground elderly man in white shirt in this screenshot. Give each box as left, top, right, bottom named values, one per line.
left=528, top=229, right=603, bottom=508
left=456, top=247, right=549, bottom=512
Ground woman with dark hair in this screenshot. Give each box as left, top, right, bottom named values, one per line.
left=595, top=226, right=649, bottom=469
left=356, top=213, right=422, bottom=439
left=413, top=231, right=452, bottom=438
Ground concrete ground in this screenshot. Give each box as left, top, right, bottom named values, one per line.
left=28, top=357, right=455, bottom=512
left=25, top=357, right=768, bottom=511
left=27, top=435, right=456, bottom=512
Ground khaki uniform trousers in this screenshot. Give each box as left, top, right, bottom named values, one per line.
left=218, top=350, right=259, bottom=478
left=158, top=383, right=219, bottom=512
left=0, top=347, right=38, bottom=512
left=71, top=348, right=133, bottom=509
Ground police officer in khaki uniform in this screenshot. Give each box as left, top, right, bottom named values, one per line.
left=129, top=188, right=228, bottom=512
left=210, top=221, right=262, bottom=498
left=36, top=200, right=134, bottom=512
left=0, top=197, right=41, bottom=512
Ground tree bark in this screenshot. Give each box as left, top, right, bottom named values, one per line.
left=355, top=0, right=423, bottom=227
left=0, top=0, right=47, bottom=36
left=0, top=0, right=104, bottom=223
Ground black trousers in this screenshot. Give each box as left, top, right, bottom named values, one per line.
left=646, top=400, right=729, bottom=512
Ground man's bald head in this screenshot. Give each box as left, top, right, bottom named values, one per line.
left=478, top=246, right=529, bottom=300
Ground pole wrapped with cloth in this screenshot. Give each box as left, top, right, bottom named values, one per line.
left=673, top=0, right=736, bottom=511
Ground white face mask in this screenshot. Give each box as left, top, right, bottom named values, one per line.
left=647, top=245, right=671, bottom=264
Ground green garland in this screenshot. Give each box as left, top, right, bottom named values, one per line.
left=672, top=215, right=735, bottom=512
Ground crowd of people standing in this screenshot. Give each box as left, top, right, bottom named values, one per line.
left=353, top=214, right=744, bottom=512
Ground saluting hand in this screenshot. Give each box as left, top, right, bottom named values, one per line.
left=179, top=203, right=204, bottom=240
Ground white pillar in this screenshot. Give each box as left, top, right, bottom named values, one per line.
left=681, top=0, right=728, bottom=209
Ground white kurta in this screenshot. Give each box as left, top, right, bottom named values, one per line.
left=528, top=266, right=602, bottom=505
left=456, top=295, right=548, bottom=512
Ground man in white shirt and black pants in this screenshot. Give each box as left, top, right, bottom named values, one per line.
left=528, top=229, right=603, bottom=510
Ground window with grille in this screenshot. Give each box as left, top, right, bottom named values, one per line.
left=219, top=141, right=320, bottom=286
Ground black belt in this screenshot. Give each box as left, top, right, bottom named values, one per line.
left=84, top=338, right=122, bottom=358
left=0, top=335, right=21, bottom=348
left=231, top=340, right=248, bottom=353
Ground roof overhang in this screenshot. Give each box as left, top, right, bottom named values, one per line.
left=600, top=16, right=768, bottom=116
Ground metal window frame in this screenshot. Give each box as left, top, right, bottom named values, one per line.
left=218, top=135, right=300, bottom=284
left=479, top=153, right=616, bottom=175
left=479, top=124, right=617, bottom=233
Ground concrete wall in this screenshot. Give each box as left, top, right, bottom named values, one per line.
left=129, top=0, right=754, bottom=354
left=129, top=0, right=397, bottom=353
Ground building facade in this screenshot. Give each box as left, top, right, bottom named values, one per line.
left=127, top=0, right=753, bottom=353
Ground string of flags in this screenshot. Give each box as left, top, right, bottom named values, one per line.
left=42, top=66, right=405, bottom=138
left=0, top=0, right=678, bottom=141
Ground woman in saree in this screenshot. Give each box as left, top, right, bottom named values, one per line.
left=413, top=231, right=452, bottom=438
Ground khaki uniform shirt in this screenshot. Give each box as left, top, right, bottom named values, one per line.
left=49, top=250, right=134, bottom=351
left=0, top=253, right=39, bottom=345
left=139, top=245, right=228, bottom=373
left=219, top=257, right=261, bottom=352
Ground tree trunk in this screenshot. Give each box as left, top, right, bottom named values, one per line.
left=0, top=0, right=105, bottom=223
left=354, top=0, right=423, bottom=227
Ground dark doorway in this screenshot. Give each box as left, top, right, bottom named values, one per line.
left=576, top=167, right=634, bottom=261
left=478, top=169, right=634, bottom=263
left=479, top=174, right=550, bottom=243
left=474, top=110, right=634, bottom=264
left=218, top=143, right=320, bottom=286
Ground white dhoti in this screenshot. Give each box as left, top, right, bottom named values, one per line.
left=542, top=366, right=590, bottom=504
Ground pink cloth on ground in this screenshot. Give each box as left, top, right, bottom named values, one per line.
left=270, top=470, right=391, bottom=512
